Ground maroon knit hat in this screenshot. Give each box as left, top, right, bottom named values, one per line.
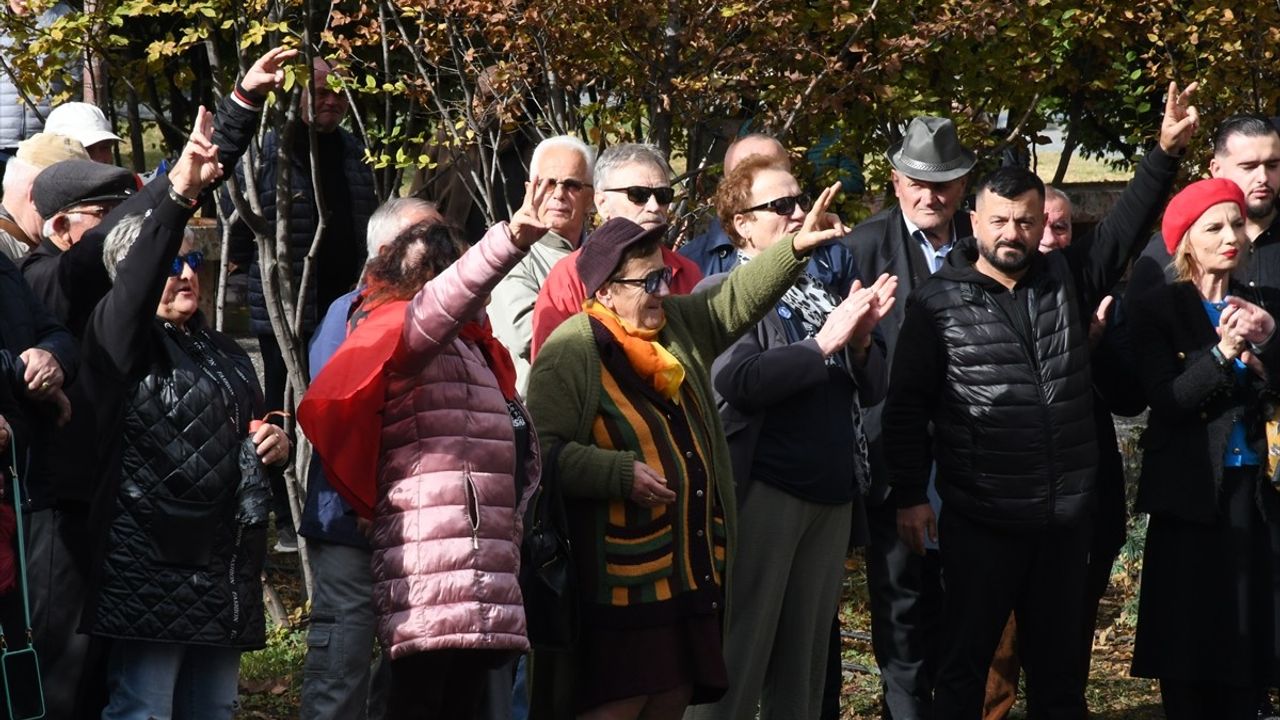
left=577, top=218, right=668, bottom=296
left=1162, top=178, right=1247, bottom=255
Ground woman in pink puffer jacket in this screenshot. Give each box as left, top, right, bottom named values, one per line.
left=330, top=180, right=553, bottom=719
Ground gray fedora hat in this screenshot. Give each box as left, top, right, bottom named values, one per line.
left=886, top=116, right=976, bottom=182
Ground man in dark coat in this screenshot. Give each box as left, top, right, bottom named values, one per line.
left=841, top=115, right=974, bottom=720
left=225, top=56, right=378, bottom=550
left=883, top=85, right=1197, bottom=719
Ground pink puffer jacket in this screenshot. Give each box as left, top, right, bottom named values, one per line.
left=371, top=222, right=541, bottom=660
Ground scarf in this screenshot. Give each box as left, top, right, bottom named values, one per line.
left=584, top=300, right=685, bottom=401
left=459, top=317, right=518, bottom=401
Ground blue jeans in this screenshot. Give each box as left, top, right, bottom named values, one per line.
left=102, top=639, right=241, bottom=720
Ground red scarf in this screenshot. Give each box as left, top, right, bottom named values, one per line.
left=459, top=317, right=518, bottom=401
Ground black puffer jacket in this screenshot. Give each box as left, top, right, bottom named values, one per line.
left=87, top=321, right=268, bottom=647
left=79, top=193, right=269, bottom=649
left=227, top=127, right=377, bottom=336
left=903, top=250, right=1097, bottom=529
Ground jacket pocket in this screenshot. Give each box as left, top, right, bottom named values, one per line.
left=150, top=494, right=221, bottom=568
left=464, top=469, right=481, bottom=550
left=602, top=504, right=675, bottom=589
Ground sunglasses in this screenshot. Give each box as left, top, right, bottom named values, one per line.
left=170, top=251, right=205, bottom=277
left=739, top=193, right=813, bottom=216
left=548, top=178, right=592, bottom=194
left=603, top=186, right=675, bottom=206
left=611, top=266, right=673, bottom=295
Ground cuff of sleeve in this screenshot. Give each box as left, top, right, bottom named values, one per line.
left=232, top=83, right=266, bottom=111
left=893, top=485, right=929, bottom=509
left=1146, top=144, right=1179, bottom=168
left=616, top=452, right=637, bottom=499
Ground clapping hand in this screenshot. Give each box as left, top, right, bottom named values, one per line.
left=169, top=106, right=221, bottom=201
left=815, top=273, right=898, bottom=358
left=793, top=182, right=851, bottom=255
left=508, top=175, right=552, bottom=250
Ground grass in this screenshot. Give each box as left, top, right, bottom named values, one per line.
left=1034, top=150, right=1133, bottom=184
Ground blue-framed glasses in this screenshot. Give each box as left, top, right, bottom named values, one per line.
left=170, top=251, right=204, bottom=277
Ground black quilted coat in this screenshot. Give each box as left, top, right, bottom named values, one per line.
left=87, top=322, right=269, bottom=647
left=78, top=194, right=270, bottom=649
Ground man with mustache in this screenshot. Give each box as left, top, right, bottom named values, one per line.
left=883, top=83, right=1197, bottom=719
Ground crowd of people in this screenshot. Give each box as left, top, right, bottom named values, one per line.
left=0, top=37, right=1276, bottom=720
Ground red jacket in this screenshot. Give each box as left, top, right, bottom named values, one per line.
left=530, top=245, right=701, bottom=358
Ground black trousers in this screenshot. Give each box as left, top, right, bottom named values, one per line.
left=935, top=510, right=1091, bottom=720
left=387, top=649, right=512, bottom=720
left=866, top=499, right=943, bottom=718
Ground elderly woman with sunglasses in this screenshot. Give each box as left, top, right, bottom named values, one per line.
left=529, top=143, right=704, bottom=359
left=688, top=155, right=894, bottom=720
left=526, top=182, right=853, bottom=720
left=76, top=107, right=290, bottom=720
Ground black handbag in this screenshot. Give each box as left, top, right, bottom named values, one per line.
left=519, top=443, right=577, bottom=650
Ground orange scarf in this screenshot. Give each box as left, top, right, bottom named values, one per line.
left=584, top=300, right=685, bottom=401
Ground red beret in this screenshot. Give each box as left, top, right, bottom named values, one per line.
left=1161, top=178, right=1246, bottom=255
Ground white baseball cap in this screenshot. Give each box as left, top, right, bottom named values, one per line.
left=44, top=102, right=122, bottom=148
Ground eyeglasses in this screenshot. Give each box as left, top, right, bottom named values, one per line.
left=170, top=251, right=205, bottom=276
left=611, top=266, right=672, bottom=295
left=603, top=186, right=675, bottom=206
left=548, top=178, right=592, bottom=194
left=739, top=193, right=813, bottom=216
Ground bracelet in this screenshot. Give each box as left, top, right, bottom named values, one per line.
left=1210, top=345, right=1231, bottom=368
left=168, top=185, right=199, bottom=209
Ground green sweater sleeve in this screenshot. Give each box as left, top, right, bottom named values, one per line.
left=525, top=317, right=637, bottom=500
left=666, top=234, right=807, bottom=359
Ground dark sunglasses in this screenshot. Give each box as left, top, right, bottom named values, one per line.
left=170, top=251, right=205, bottom=276
left=611, top=266, right=673, bottom=295
left=603, top=186, right=675, bottom=206
left=739, top=193, right=813, bottom=216
left=548, top=178, right=592, bottom=194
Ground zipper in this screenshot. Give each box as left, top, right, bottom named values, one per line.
left=464, top=465, right=481, bottom=551
left=979, top=284, right=1057, bottom=524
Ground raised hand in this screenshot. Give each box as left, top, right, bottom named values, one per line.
left=509, top=174, right=552, bottom=250
left=242, top=46, right=300, bottom=96
left=169, top=105, right=221, bottom=200
left=1158, top=80, right=1200, bottom=155
left=793, top=181, right=851, bottom=255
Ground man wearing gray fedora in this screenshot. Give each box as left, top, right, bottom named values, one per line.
left=843, top=115, right=974, bottom=720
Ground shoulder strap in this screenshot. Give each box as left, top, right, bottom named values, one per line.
left=0, top=216, right=32, bottom=251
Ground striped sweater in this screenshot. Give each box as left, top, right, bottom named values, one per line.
left=526, top=235, right=807, bottom=624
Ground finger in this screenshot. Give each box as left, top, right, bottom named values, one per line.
left=847, top=278, right=863, bottom=295
left=811, top=182, right=842, bottom=219
left=1095, top=295, right=1114, bottom=322
left=801, top=186, right=832, bottom=233
left=878, top=296, right=897, bottom=316
left=1178, top=81, right=1199, bottom=104
left=1164, top=81, right=1179, bottom=118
